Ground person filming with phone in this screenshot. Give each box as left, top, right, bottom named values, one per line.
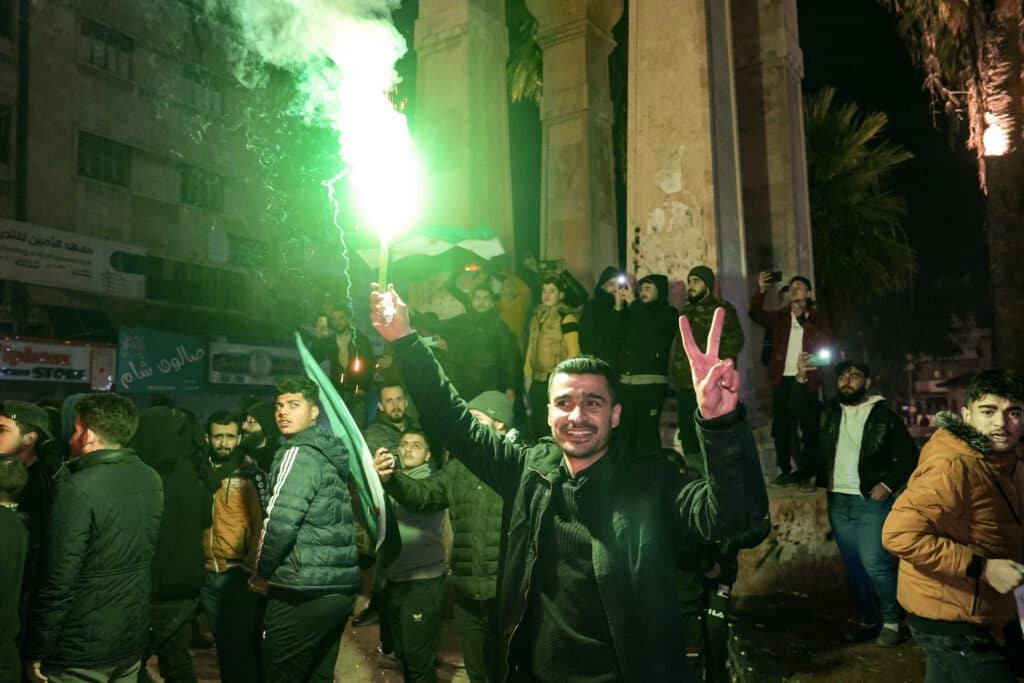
left=750, top=272, right=832, bottom=491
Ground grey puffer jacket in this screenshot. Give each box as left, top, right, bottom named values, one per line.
left=256, top=425, right=360, bottom=596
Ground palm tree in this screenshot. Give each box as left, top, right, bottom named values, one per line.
left=882, top=0, right=1024, bottom=369
left=804, top=87, right=915, bottom=332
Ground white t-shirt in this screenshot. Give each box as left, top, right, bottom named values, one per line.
left=831, top=396, right=885, bottom=495
left=782, top=313, right=804, bottom=376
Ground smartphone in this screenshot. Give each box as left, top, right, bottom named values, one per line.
left=389, top=451, right=404, bottom=471
left=616, top=275, right=628, bottom=289
left=806, top=350, right=832, bottom=367
left=767, top=271, right=783, bottom=284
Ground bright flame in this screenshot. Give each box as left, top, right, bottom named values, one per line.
left=983, top=112, right=1009, bottom=157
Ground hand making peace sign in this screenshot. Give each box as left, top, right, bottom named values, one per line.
left=679, top=307, right=740, bottom=420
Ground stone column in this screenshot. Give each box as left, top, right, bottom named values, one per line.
left=414, top=0, right=515, bottom=253
left=526, top=0, right=622, bottom=287
left=731, top=0, right=813, bottom=281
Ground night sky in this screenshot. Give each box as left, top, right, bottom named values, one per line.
left=797, top=0, right=989, bottom=345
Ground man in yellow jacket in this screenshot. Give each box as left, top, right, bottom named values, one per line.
left=200, top=411, right=265, bottom=683
left=883, top=369, right=1024, bottom=681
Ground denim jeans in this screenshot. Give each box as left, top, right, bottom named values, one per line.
left=827, top=491, right=901, bottom=624
left=199, top=569, right=260, bottom=683
left=911, top=627, right=1014, bottom=683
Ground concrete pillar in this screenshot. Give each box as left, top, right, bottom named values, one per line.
left=414, top=0, right=515, bottom=253
left=526, top=0, right=622, bottom=287
left=731, top=0, right=813, bottom=282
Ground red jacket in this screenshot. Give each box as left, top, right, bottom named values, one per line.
left=748, top=290, right=831, bottom=391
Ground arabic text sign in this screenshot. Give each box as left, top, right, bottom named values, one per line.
left=208, top=342, right=303, bottom=385
left=0, top=219, right=146, bottom=299
left=0, top=338, right=92, bottom=383
left=117, top=328, right=207, bottom=393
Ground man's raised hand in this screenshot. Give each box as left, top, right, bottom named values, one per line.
left=370, top=284, right=414, bottom=342
left=679, top=307, right=740, bottom=420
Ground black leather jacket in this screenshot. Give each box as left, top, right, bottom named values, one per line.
left=818, top=399, right=918, bottom=496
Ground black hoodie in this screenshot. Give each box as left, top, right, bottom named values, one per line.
left=619, top=273, right=679, bottom=376
left=579, top=266, right=626, bottom=369
left=131, top=407, right=206, bottom=600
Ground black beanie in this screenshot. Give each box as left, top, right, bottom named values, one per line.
left=688, top=265, right=715, bottom=291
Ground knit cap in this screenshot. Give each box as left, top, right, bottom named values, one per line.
left=467, top=391, right=514, bottom=427
left=688, top=265, right=715, bottom=291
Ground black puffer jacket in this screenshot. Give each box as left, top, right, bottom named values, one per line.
left=133, top=407, right=207, bottom=600
left=26, top=448, right=163, bottom=668
left=818, top=398, right=918, bottom=495
left=256, top=424, right=360, bottom=596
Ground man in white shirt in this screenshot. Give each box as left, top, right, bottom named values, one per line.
left=809, top=359, right=917, bottom=647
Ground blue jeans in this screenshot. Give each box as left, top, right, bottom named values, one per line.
left=827, top=491, right=901, bottom=624
left=911, top=627, right=1014, bottom=683
left=200, top=569, right=260, bottom=683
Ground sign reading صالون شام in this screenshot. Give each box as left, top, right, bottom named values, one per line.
left=117, top=327, right=207, bottom=393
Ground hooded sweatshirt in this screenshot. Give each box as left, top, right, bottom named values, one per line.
left=131, top=407, right=206, bottom=600
left=618, top=274, right=679, bottom=378
left=244, top=401, right=281, bottom=474
left=579, top=266, right=626, bottom=369
left=386, top=462, right=447, bottom=582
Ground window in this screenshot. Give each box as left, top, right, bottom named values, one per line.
left=183, top=64, right=223, bottom=115
left=0, top=107, right=11, bottom=164
left=180, top=164, right=223, bottom=210
left=78, top=132, right=132, bottom=187
left=0, top=0, right=13, bottom=39
left=146, top=256, right=247, bottom=309
left=78, top=19, right=133, bottom=79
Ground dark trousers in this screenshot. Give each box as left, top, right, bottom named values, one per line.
left=772, top=377, right=820, bottom=476
left=139, top=598, right=197, bottom=683
left=911, top=626, right=1014, bottom=683
left=387, top=576, right=445, bottom=683
left=676, top=387, right=702, bottom=468
left=680, top=580, right=732, bottom=683
left=827, top=492, right=901, bottom=625
left=453, top=595, right=493, bottom=683
left=199, top=569, right=260, bottom=683
left=47, top=660, right=141, bottom=683
left=616, top=383, right=668, bottom=455
left=262, top=591, right=354, bottom=683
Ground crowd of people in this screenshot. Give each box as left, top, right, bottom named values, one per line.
left=0, top=261, right=1022, bottom=683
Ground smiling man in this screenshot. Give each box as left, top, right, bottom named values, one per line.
left=250, top=376, right=360, bottom=683
left=883, top=369, right=1024, bottom=681
left=372, top=285, right=768, bottom=682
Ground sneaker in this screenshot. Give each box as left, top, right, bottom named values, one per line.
left=353, top=606, right=379, bottom=627
left=771, top=473, right=797, bottom=487
left=875, top=626, right=908, bottom=647
left=844, top=623, right=880, bottom=643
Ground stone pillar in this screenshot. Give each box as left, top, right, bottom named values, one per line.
left=731, top=0, right=813, bottom=282
left=627, top=0, right=717, bottom=295
left=526, top=0, right=622, bottom=287
left=414, top=0, right=515, bottom=253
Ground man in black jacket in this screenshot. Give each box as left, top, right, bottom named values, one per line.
left=579, top=266, right=627, bottom=371
left=249, top=376, right=360, bottom=683
left=616, top=273, right=679, bottom=454
left=810, top=359, right=917, bottom=646
left=445, top=286, right=521, bottom=403
left=132, top=407, right=207, bottom=683
left=25, top=394, right=163, bottom=683
left=371, top=286, right=769, bottom=682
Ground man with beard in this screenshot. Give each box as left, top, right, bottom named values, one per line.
left=240, top=401, right=280, bottom=479
left=672, top=267, right=745, bottom=469
left=312, top=305, right=377, bottom=428
left=446, top=286, right=521, bottom=403
left=371, top=285, right=768, bottom=682
left=884, top=370, right=1024, bottom=680
left=200, top=411, right=264, bottom=682
left=25, top=394, right=162, bottom=683
left=616, top=273, right=679, bottom=454
left=810, top=360, right=916, bottom=646
left=248, top=377, right=360, bottom=683
left=579, top=267, right=628, bottom=371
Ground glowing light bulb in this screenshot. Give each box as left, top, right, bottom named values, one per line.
left=983, top=112, right=1009, bottom=157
